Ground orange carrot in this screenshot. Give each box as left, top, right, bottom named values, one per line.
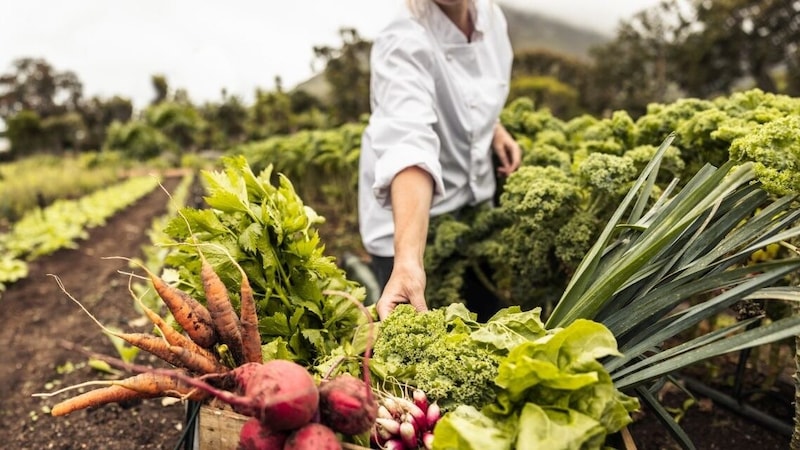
left=112, top=372, right=209, bottom=401
left=145, top=267, right=218, bottom=348
left=106, top=257, right=218, bottom=348
left=169, top=344, right=228, bottom=374
left=134, top=290, right=219, bottom=366
left=194, top=243, right=262, bottom=364
left=51, top=385, right=151, bottom=416
left=200, top=257, right=245, bottom=365
left=238, top=273, right=263, bottom=364
left=51, top=274, right=223, bottom=374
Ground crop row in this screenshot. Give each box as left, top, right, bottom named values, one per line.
left=0, top=174, right=163, bottom=295
left=0, top=152, right=132, bottom=226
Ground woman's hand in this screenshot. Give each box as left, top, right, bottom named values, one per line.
left=375, top=259, right=429, bottom=320
left=492, top=122, right=522, bottom=177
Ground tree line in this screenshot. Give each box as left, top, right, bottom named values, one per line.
left=0, top=0, right=796, bottom=161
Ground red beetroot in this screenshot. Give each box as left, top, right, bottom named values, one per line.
left=284, top=423, right=342, bottom=450
left=143, top=360, right=319, bottom=432
left=238, top=418, right=288, bottom=450
left=235, top=360, right=319, bottom=431
left=229, top=362, right=261, bottom=393
left=318, top=373, right=378, bottom=435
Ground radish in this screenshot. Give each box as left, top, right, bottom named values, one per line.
left=383, top=439, right=407, bottom=450
left=399, top=421, right=418, bottom=449
left=238, top=417, right=288, bottom=450
left=412, top=389, right=428, bottom=412
left=422, top=431, right=435, bottom=450
left=318, top=373, right=378, bottom=435
left=284, top=423, right=342, bottom=450
left=395, top=397, right=427, bottom=431
left=425, top=402, right=441, bottom=426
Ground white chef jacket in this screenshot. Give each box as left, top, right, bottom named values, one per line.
left=358, top=0, right=513, bottom=257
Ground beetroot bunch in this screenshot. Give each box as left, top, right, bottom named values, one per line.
left=232, top=360, right=378, bottom=450
left=371, top=389, right=441, bottom=450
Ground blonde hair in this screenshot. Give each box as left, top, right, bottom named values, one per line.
left=406, top=0, right=489, bottom=19
left=406, top=0, right=432, bottom=18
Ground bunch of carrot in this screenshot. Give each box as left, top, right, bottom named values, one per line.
left=46, top=249, right=264, bottom=417
left=43, top=246, right=387, bottom=450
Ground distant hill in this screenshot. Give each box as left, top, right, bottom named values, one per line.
left=501, top=3, right=609, bottom=59
left=292, top=4, right=609, bottom=100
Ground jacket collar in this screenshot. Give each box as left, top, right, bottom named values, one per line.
left=426, top=0, right=486, bottom=44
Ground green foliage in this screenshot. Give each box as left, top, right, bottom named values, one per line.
left=422, top=89, right=800, bottom=322
left=0, top=175, right=160, bottom=296
left=508, top=76, right=580, bottom=118
left=104, top=120, right=174, bottom=160
left=145, top=101, right=207, bottom=151
left=162, top=155, right=365, bottom=366
left=4, top=109, right=43, bottom=155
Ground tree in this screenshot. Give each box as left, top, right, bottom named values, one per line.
left=587, top=0, right=800, bottom=114
left=313, top=28, right=371, bottom=125
left=78, top=96, right=133, bottom=151
left=248, top=79, right=293, bottom=139
left=198, top=89, right=248, bottom=149
left=145, top=100, right=206, bottom=152
left=586, top=3, right=680, bottom=116
left=672, top=0, right=800, bottom=97
left=4, top=109, right=43, bottom=156
left=151, top=74, right=169, bottom=105
left=0, top=58, right=83, bottom=120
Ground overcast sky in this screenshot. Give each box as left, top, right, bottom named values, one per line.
left=0, top=0, right=660, bottom=110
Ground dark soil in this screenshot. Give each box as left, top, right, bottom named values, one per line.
left=0, top=174, right=190, bottom=450
left=0, top=171, right=794, bottom=450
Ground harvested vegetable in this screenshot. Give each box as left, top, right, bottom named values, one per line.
left=238, top=417, right=288, bottom=450
left=284, top=423, right=342, bottom=450
left=318, top=373, right=377, bottom=435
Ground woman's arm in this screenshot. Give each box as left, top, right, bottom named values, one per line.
left=375, top=166, right=434, bottom=320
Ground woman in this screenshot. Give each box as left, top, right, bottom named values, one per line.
left=358, top=0, right=521, bottom=320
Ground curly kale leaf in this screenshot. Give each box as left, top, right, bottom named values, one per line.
left=729, top=115, right=800, bottom=196
left=373, top=304, right=500, bottom=412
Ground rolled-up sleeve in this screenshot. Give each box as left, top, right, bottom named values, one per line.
left=366, top=29, right=445, bottom=207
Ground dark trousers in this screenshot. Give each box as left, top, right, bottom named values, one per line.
left=369, top=255, right=394, bottom=293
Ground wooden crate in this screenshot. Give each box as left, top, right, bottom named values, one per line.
left=196, top=405, right=248, bottom=450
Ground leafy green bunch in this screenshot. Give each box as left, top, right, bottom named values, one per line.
left=372, top=304, right=500, bottom=412
left=432, top=318, right=638, bottom=450
left=163, top=155, right=366, bottom=366
left=371, top=303, right=638, bottom=449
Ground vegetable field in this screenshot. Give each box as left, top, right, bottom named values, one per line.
left=1, top=88, right=798, bottom=450
left=0, top=168, right=791, bottom=449
left=0, top=174, right=189, bottom=450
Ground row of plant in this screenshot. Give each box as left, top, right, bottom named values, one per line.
left=425, top=89, right=800, bottom=313
left=0, top=174, right=163, bottom=295
left=40, top=152, right=800, bottom=449
left=232, top=90, right=800, bottom=315
left=0, top=152, right=133, bottom=226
